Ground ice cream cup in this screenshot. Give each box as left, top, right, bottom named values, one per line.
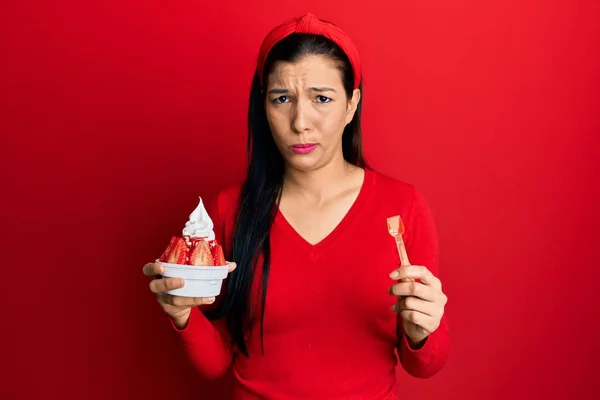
left=156, top=260, right=231, bottom=297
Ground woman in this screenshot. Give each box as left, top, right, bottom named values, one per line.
left=143, top=13, right=450, bottom=400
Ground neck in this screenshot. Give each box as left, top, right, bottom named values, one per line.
left=282, top=155, right=360, bottom=202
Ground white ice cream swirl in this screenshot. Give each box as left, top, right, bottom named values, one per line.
left=182, top=197, right=215, bottom=240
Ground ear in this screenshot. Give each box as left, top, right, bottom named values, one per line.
left=345, top=88, right=361, bottom=125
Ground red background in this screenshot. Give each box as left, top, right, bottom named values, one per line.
left=2, top=1, right=600, bottom=399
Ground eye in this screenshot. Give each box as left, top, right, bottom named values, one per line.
left=316, top=95, right=331, bottom=103
left=273, top=96, right=290, bottom=104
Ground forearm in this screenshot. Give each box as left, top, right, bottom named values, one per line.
left=171, top=306, right=234, bottom=379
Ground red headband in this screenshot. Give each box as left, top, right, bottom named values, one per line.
left=256, top=13, right=362, bottom=89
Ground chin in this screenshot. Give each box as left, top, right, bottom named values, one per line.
left=284, top=153, right=324, bottom=172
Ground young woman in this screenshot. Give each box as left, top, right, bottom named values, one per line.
left=143, top=13, right=450, bottom=400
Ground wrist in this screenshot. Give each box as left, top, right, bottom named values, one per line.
left=407, top=334, right=428, bottom=350
left=171, top=311, right=191, bottom=330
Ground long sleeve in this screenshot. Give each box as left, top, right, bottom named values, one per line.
left=170, top=307, right=233, bottom=379
left=396, top=189, right=451, bottom=378
left=169, top=191, right=235, bottom=379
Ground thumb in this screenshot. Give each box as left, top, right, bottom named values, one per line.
left=227, top=261, right=237, bottom=273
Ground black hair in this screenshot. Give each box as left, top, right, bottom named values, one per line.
left=219, top=33, right=367, bottom=356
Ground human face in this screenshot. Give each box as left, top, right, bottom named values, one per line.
left=264, top=55, right=361, bottom=172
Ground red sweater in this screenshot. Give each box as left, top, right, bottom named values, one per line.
left=170, top=168, right=450, bottom=399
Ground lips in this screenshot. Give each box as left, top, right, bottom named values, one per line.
left=290, top=143, right=317, bottom=154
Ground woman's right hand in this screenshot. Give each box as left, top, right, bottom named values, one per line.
left=142, top=261, right=237, bottom=329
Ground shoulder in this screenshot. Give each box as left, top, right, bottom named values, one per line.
left=206, top=183, right=243, bottom=254
left=214, top=184, right=243, bottom=209
left=367, top=168, right=434, bottom=228
left=368, top=168, right=419, bottom=204
left=208, top=183, right=243, bottom=222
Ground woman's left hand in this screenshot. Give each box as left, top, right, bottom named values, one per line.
left=389, top=265, right=448, bottom=347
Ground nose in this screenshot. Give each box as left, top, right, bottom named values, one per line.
left=291, top=102, right=309, bottom=134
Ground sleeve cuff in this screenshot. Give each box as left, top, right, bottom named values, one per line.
left=398, top=320, right=451, bottom=378
left=400, top=328, right=438, bottom=354
left=169, top=307, right=207, bottom=342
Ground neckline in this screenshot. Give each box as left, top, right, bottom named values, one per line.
left=273, top=167, right=375, bottom=255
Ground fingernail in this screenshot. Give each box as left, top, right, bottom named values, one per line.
left=179, top=279, right=185, bottom=287
left=159, top=266, right=165, bottom=274
left=205, top=297, right=215, bottom=303
left=390, top=271, right=399, bottom=279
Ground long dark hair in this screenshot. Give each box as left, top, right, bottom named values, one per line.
left=219, top=33, right=368, bottom=356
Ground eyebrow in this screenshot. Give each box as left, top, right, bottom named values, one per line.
left=267, top=87, right=336, bottom=94
left=310, top=87, right=336, bottom=93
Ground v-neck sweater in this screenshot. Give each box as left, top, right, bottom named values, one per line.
left=170, top=168, right=450, bottom=400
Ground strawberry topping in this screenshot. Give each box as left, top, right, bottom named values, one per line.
left=160, top=235, right=226, bottom=266
left=189, top=239, right=214, bottom=266
left=166, top=237, right=189, bottom=264
left=159, top=236, right=177, bottom=262
left=211, top=243, right=226, bottom=266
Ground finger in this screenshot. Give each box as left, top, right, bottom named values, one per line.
left=158, top=293, right=216, bottom=307
left=389, top=265, right=441, bottom=289
left=227, top=261, right=237, bottom=273
left=389, top=281, right=438, bottom=302
left=149, top=277, right=184, bottom=294
left=396, top=296, right=441, bottom=318
left=143, top=262, right=164, bottom=277
left=399, top=310, right=439, bottom=333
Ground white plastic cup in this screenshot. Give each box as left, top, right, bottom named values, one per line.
left=156, top=260, right=231, bottom=297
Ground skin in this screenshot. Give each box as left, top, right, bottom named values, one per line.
left=265, top=55, right=364, bottom=246
left=389, top=265, right=448, bottom=346
left=144, top=54, right=448, bottom=343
